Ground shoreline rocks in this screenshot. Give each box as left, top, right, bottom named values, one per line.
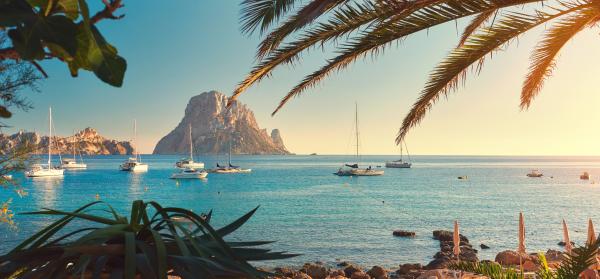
left=393, top=230, right=416, bottom=237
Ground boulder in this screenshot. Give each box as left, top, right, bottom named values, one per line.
left=480, top=244, right=490, bottom=249
left=432, top=230, right=468, bottom=243
left=293, top=273, right=313, bottom=279
left=397, top=263, right=422, bottom=275
left=344, top=265, right=362, bottom=278
left=305, top=264, right=329, bottom=279
left=367, top=266, right=387, bottom=279
left=393, top=230, right=416, bottom=237
left=350, top=271, right=370, bottom=279
left=337, top=262, right=351, bottom=267
left=558, top=241, right=575, bottom=246
left=328, top=270, right=346, bottom=278
left=275, top=267, right=298, bottom=278
left=424, top=257, right=454, bottom=270
left=495, top=250, right=530, bottom=265
left=545, top=249, right=564, bottom=262
left=416, top=269, right=444, bottom=279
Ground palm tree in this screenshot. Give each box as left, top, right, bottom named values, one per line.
left=234, top=0, right=600, bottom=143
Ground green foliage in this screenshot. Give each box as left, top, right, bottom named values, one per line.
left=0, top=200, right=297, bottom=278
left=451, top=239, right=600, bottom=279
left=0, top=0, right=126, bottom=87
left=236, top=0, right=600, bottom=143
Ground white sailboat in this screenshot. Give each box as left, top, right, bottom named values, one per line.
left=335, top=103, right=384, bottom=176
left=120, top=120, right=148, bottom=172
left=175, top=124, right=205, bottom=169
left=208, top=133, right=251, bottom=174
left=60, top=131, right=87, bottom=169
left=385, top=140, right=412, bottom=168
left=25, top=107, right=65, bottom=177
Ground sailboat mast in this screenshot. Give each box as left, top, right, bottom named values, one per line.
left=48, top=107, right=52, bottom=167
left=400, top=141, right=403, bottom=161
left=355, top=102, right=359, bottom=160
left=189, top=124, right=193, bottom=160
left=133, top=120, right=138, bottom=161
left=228, top=135, right=232, bottom=165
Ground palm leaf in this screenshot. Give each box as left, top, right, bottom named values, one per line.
left=240, top=0, right=299, bottom=35
left=396, top=1, right=592, bottom=143
left=521, top=5, right=600, bottom=109
left=458, top=9, right=496, bottom=46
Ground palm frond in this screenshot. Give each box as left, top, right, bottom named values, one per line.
left=254, top=0, right=348, bottom=58
left=272, top=0, right=542, bottom=116
left=521, top=5, right=600, bottom=109
left=240, top=0, right=300, bottom=35
left=232, top=1, right=392, bottom=103
left=396, top=1, right=592, bottom=143
left=458, top=9, right=496, bottom=46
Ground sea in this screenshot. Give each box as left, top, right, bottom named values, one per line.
left=1, top=155, right=600, bottom=268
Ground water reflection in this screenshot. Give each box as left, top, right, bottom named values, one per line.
left=126, top=172, right=145, bottom=199
left=30, top=176, right=63, bottom=209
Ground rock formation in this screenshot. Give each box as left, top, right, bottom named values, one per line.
left=153, top=91, right=290, bottom=155
left=0, top=127, right=133, bottom=155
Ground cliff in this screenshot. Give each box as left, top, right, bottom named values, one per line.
left=153, top=91, right=290, bottom=155
left=0, top=127, right=133, bottom=155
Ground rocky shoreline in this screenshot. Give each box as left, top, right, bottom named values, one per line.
left=261, top=230, right=566, bottom=279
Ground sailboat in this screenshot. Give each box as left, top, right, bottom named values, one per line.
left=119, top=120, right=148, bottom=172
left=25, top=107, right=65, bottom=177
left=385, top=140, right=412, bottom=168
left=334, top=103, right=384, bottom=176
left=175, top=124, right=205, bottom=169
left=60, top=131, right=87, bottom=169
left=208, top=133, right=251, bottom=174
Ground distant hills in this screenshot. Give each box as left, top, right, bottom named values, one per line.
left=153, top=91, right=290, bottom=155
left=0, top=128, right=133, bottom=155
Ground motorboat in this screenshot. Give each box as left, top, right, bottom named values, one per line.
left=120, top=120, right=148, bottom=172
left=334, top=103, right=384, bottom=177
left=580, top=172, right=590, bottom=180
left=170, top=167, right=208, bottom=179
left=526, top=169, right=543, bottom=177
left=25, top=107, right=64, bottom=177
left=175, top=124, right=205, bottom=169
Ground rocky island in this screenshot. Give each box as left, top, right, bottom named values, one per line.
left=0, top=127, right=133, bottom=155
left=153, top=91, right=290, bottom=155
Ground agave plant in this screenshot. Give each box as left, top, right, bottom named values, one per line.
left=0, top=200, right=297, bottom=278
left=450, top=238, right=600, bottom=279
left=235, top=0, right=600, bottom=143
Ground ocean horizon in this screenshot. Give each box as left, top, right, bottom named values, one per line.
left=2, top=155, right=599, bottom=268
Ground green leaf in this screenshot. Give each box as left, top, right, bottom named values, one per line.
left=8, top=27, right=45, bottom=60
left=124, top=232, right=136, bottom=279
left=0, top=0, right=36, bottom=27
left=150, top=229, right=168, bottom=279
left=40, top=15, right=78, bottom=56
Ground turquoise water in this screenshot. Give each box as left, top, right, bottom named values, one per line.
left=1, top=155, right=600, bottom=268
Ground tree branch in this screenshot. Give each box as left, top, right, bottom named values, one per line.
left=90, top=0, right=125, bottom=24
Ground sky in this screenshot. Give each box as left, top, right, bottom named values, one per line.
left=5, top=1, right=600, bottom=155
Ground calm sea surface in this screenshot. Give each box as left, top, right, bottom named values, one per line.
left=1, top=155, right=600, bottom=268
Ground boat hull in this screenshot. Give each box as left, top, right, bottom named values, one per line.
left=25, top=168, right=64, bottom=177
left=176, top=162, right=205, bottom=169
left=208, top=168, right=252, bottom=174
left=120, top=164, right=148, bottom=172
left=61, top=163, right=87, bottom=169
left=385, top=162, right=412, bottom=168
left=170, top=171, right=208, bottom=179
left=335, top=168, right=384, bottom=176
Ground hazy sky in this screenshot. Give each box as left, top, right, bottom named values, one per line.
left=5, top=1, right=600, bottom=155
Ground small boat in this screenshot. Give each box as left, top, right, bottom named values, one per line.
left=60, top=133, right=87, bottom=169
left=207, top=133, right=251, bottom=174
left=527, top=169, right=543, bottom=177
left=175, top=124, right=204, bottom=169
left=60, top=158, right=87, bottom=169
left=25, top=107, right=64, bottom=178
left=458, top=176, right=468, bottom=180
left=580, top=172, right=590, bottom=180
left=2, top=174, right=12, bottom=180
left=120, top=120, right=148, bottom=172
left=334, top=103, right=383, bottom=177
left=386, top=140, right=412, bottom=168
left=309, top=153, right=317, bottom=156
left=170, top=167, right=208, bottom=179
left=208, top=163, right=251, bottom=174
left=335, top=164, right=384, bottom=176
